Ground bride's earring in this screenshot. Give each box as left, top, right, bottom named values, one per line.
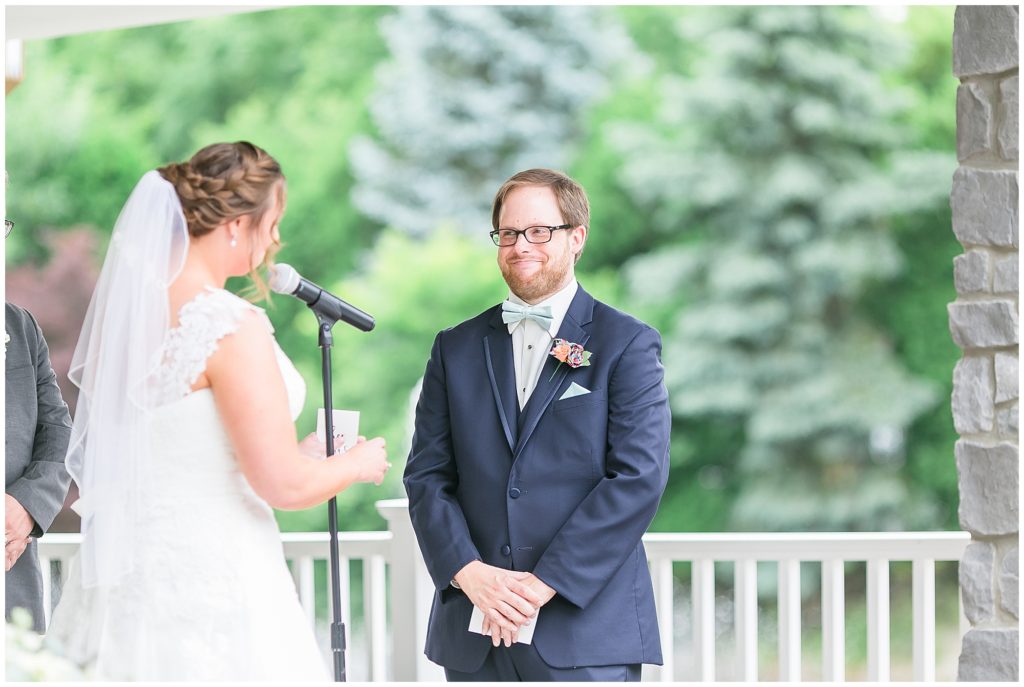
left=230, top=235, right=238, bottom=248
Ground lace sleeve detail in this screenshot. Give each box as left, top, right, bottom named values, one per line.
left=154, top=288, right=271, bottom=405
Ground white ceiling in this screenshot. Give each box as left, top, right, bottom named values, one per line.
left=5, top=6, right=278, bottom=42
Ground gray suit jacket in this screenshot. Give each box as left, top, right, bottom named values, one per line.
left=5, top=303, right=72, bottom=632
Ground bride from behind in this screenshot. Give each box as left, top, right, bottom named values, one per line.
left=46, top=141, right=389, bottom=680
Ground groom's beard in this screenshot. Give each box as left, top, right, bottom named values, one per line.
left=500, top=249, right=574, bottom=304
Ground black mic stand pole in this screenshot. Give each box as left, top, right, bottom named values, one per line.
left=316, top=311, right=347, bottom=682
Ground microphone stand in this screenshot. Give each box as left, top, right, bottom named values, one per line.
left=316, top=311, right=347, bottom=682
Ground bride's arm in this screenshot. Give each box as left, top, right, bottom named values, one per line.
left=204, top=310, right=388, bottom=510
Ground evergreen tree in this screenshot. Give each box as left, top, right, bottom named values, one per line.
left=612, top=7, right=951, bottom=531
left=349, top=5, right=636, bottom=236
left=863, top=7, right=961, bottom=529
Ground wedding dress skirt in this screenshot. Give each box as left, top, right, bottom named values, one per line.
left=46, top=288, right=329, bottom=681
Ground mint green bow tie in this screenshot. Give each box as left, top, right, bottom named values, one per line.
left=501, top=301, right=554, bottom=329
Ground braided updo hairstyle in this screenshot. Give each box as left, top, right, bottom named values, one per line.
left=158, top=141, right=286, bottom=300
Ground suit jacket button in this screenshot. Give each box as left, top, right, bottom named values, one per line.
left=509, top=487, right=521, bottom=499
left=501, top=545, right=511, bottom=556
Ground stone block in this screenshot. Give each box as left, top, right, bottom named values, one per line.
left=953, top=356, right=995, bottom=433
left=992, top=254, right=1018, bottom=293
left=998, top=75, right=1019, bottom=161
left=954, top=6, right=1020, bottom=78
left=957, top=440, right=1019, bottom=536
left=957, top=82, right=994, bottom=160
left=994, top=352, right=1019, bottom=402
left=997, top=402, right=1019, bottom=438
left=948, top=300, right=1019, bottom=349
left=958, top=628, right=1020, bottom=681
left=954, top=249, right=991, bottom=294
left=960, top=541, right=996, bottom=623
left=951, top=168, right=1018, bottom=248
left=1001, top=546, right=1019, bottom=619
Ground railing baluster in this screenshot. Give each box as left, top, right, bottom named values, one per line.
left=912, top=559, right=935, bottom=681
left=867, top=558, right=890, bottom=681
left=294, top=556, right=316, bottom=626
left=41, top=556, right=53, bottom=627
left=734, top=559, right=758, bottom=681
left=778, top=559, right=801, bottom=682
left=363, top=555, right=388, bottom=681
left=692, top=559, right=715, bottom=681
left=821, top=558, right=845, bottom=682
left=958, top=574, right=970, bottom=641
left=341, top=557, right=352, bottom=651
left=649, top=557, right=675, bottom=682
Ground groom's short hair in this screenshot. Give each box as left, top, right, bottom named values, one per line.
left=491, top=168, right=590, bottom=233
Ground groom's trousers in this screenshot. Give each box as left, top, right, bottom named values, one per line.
left=444, top=642, right=641, bottom=682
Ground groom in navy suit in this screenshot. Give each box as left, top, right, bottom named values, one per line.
left=404, top=169, right=670, bottom=681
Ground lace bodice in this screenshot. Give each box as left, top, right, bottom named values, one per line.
left=153, top=287, right=305, bottom=419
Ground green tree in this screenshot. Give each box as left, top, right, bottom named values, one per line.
left=6, top=6, right=392, bottom=269
left=863, top=6, right=960, bottom=528
left=613, top=7, right=952, bottom=532
left=4, top=52, right=155, bottom=265
left=349, top=5, right=637, bottom=236
left=567, top=5, right=699, bottom=270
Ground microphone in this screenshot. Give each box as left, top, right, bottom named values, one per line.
left=269, top=263, right=375, bottom=332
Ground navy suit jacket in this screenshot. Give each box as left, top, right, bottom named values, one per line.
left=404, top=286, right=671, bottom=671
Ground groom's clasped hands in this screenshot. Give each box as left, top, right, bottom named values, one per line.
left=454, top=560, right=556, bottom=647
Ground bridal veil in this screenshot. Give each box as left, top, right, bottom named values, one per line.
left=66, top=170, right=189, bottom=588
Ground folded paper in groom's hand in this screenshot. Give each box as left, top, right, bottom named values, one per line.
left=468, top=605, right=538, bottom=644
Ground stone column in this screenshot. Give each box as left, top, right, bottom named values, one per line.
left=950, top=5, right=1019, bottom=681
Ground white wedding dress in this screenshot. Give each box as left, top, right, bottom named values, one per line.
left=46, top=288, right=329, bottom=681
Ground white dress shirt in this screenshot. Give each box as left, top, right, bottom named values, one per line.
left=506, top=280, right=579, bottom=410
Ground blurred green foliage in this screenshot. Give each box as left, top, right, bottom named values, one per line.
left=863, top=6, right=962, bottom=528
left=348, top=6, right=637, bottom=237
left=5, top=6, right=958, bottom=534
left=603, top=6, right=959, bottom=533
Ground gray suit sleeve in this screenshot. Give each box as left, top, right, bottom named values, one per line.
left=6, top=314, right=72, bottom=538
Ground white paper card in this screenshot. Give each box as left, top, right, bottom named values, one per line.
left=316, top=408, right=359, bottom=452
left=468, top=606, right=537, bottom=645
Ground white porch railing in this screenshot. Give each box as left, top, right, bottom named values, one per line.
left=36, top=499, right=970, bottom=682
left=642, top=532, right=970, bottom=682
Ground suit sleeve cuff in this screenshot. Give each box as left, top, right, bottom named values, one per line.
left=531, top=562, right=589, bottom=609
left=445, top=556, right=480, bottom=592
left=4, top=486, right=43, bottom=538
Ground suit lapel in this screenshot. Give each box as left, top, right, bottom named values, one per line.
left=484, top=308, right=518, bottom=452
left=513, top=288, right=594, bottom=459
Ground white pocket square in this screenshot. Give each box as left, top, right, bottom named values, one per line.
left=559, top=382, right=591, bottom=401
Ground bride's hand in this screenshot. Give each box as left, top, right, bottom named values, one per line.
left=298, top=432, right=329, bottom=460
left=343, top=437, right=390, bottom=485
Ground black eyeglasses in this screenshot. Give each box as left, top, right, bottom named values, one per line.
left=4, top=220, right=13, bottom=238
left=489, top=224, right=572, bottom=247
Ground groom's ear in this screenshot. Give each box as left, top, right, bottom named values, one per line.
left=571, top=225, right=588, bottom=263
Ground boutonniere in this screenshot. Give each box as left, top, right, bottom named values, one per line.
left=549, top=338, right=592, bottom=380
